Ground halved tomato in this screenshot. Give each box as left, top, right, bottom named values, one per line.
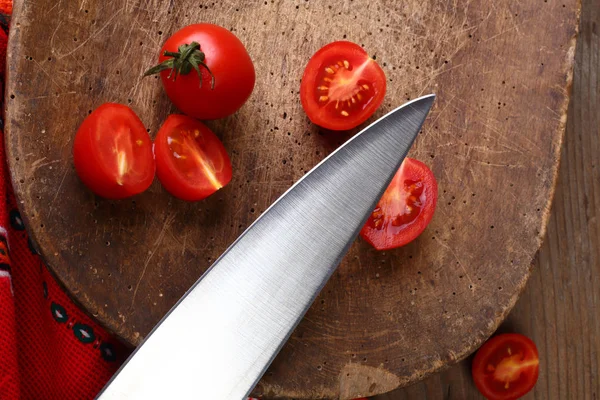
left=73, top=103, right=155, bottom=199
left=360, top=158, right=437, bottom=250
left=154, top=114, right=232, bottom=201
left=300, top=41, right=386, bottom=131
left=472, top=333, right=540, bottom=400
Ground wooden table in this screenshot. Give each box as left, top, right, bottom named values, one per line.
left=377, top=1, right=600, bottom=398
left=4, top=0, right=581, bottom=397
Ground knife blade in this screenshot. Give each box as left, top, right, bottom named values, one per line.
left=97, top=94, right=435, bottom=400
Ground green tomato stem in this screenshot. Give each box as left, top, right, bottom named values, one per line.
left=143, top=41, right=215, bottom=89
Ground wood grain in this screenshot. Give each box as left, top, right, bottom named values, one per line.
left=5, top=0, right=579, bottom=398
left=378, top=0, right=598, bottom=397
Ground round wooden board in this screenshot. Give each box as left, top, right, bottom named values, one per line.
left=5, top=0, right=578, bottom=398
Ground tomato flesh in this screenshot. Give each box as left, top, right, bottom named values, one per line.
left=312, top=59, right=378, bottom=118
left=154, top=114, right=232, bottom=201
left=300, top=41, right=386, bottom=131
left=472, top=333, right=540, bottom=400
left=73, top=103, right=155, bottom=199
left=360, top=158, right=437, bottom=250
left=166, top=128, right=226, bottom=189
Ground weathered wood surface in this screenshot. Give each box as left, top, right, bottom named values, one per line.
left=5, top=0, right=579, bottom=397
left=380, top=1, right=598, bottom=398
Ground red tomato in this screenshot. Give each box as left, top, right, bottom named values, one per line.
left=73, top=103, right=155, bottom=199
left=145, top=24, right=255, bottom=120
left=154, top=114, right=232, bottom=201
left=472, top=333, right=540, bottom=400
left=360, top=158, right=437, bottom=250
left=300, top=41, right=386, bottom=131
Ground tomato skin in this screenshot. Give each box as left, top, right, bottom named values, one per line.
left=360, top=158, right=437, bottom=250
left=157, top=24, right=255, bottom=120
left=73, top=103, right=155, bottom=200
left=300, top=41, right=386, bottom=131
left=154, top=114, right=232, bottom=202
left=472, top=333, right=540, bottom=400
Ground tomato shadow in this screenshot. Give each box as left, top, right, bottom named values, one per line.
left=313, top=104, right=393, bottom=154
left=315, top=125, right=361, bottom=154
left=494, top=312, right=529, bottom=336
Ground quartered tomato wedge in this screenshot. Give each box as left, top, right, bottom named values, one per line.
left=360, top=158, right=437, bottom=250
left=154, top=114, right=232, bottom=201
left=472, top=333, right=540, bottom=400
left=73, top=103, right=155, bottom=199
left=300, top=41, right=386, bottom=131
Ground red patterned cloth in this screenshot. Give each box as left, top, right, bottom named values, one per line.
left=0, top=2, right=130, bottom=399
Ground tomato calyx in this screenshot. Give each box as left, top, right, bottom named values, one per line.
left=144, top=41, right=215, bottom=88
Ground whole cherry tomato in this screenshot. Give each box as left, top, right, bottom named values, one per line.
left=145, top=24, right=255, bottom=120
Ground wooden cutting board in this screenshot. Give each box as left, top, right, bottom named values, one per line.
left=5, top=0, right=579, bottom=398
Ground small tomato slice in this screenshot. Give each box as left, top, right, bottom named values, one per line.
left=73, top=103, right=155, bottom=199
left=300, top=41, right=386, bottom=131
left=472, top=333, right=540, bottom=400
left=154, top=114, right=232, bottom=201
left=360, top=158, right=437, bottom=250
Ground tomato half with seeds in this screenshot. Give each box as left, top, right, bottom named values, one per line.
left=73, top=103, right=155, bottom=199
left=360, top=158, right=437, bottom=250
left=300, top=41, right=386, bottom=131
left=154, top=114, right=232, bottom=202
left=472, top=333, right=540, bottom=400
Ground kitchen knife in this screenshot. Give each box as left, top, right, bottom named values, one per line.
left=97, top=94, right=435, bottom=400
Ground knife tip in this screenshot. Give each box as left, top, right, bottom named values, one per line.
left=402, top=93, right=436, bottom=112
